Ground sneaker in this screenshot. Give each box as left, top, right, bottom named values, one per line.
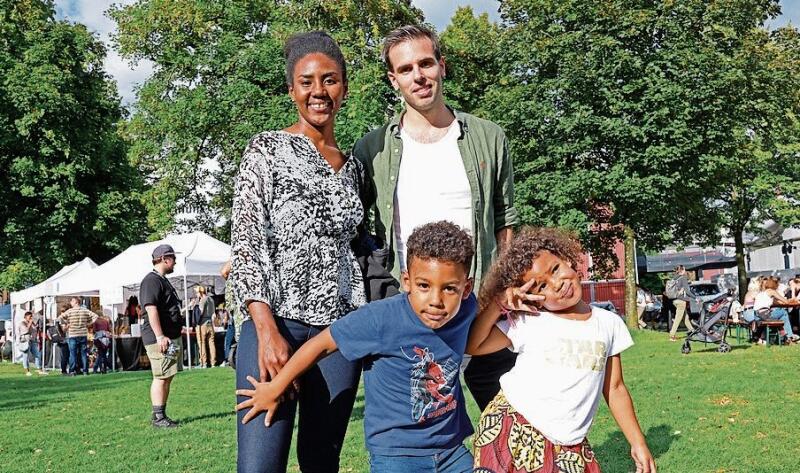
left=25, top=371, right=32, bottom=377
left=38, top=370, right=48, bottom=376
left=152, top=416, right=179, bottom=428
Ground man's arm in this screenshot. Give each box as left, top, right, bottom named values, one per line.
left=144, top=305, right=170, bottom=353
left=236, top=328, right=339, bottom=426
left=493, top=131, right=519, bottom=233
left=495, top=227, right=513, bottom=253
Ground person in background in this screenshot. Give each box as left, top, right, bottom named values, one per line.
left=636, top=285, right=648, bottom=329
left=18, top=311, right=47, bottom=376
left=666, top=265, right=695, bottom=341
left=46, top=308, right=71, bottom=375
left=220, top=261, right=237, bottom=367
left=122, top=295, right=141, bottom=331
left=193, top=285, right=217, bottom=368
left=140, top=244, right=184, bottom=428
left=60, top=297, right=98, bottom=375
left=753, top=276, right=799, bottom=345
left=92, top=313, right=113, bottom=374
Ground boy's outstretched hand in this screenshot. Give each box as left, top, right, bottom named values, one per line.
left=631, top=443, right=656, bottom=473
left=236, top=375, right=284, bottom=427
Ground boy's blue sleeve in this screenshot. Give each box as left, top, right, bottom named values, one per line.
left=330, top=304, right=384, bottom=362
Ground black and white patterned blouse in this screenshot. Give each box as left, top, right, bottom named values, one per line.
left=231, top=131, right=366, bottom=326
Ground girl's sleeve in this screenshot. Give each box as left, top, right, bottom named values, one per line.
left=231, top=135, right=275, bottom=314
left=609, top=314, right=635, bottom=356
left=496, top=315, right=525, bottom=353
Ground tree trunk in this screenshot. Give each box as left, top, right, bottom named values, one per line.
left=733, top=228, right=748, bottom=303
left=623, top=226, right=639, bottom=329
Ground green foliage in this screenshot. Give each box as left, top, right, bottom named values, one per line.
left=0, top=260, right=46, bottom=292
left=469, top=0, right=799, bottom=278
left=0, top=0, right=146, bottom=291
left=440, top=6, right=502, bottom=115
left=110, top=0, right=422, bottom=241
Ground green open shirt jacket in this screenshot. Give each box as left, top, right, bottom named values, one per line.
left=353, top=108, right=519, bottom=287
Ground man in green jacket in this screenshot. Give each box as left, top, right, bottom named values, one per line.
left=353, top=24, right=519, bottom=410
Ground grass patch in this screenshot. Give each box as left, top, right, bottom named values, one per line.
left=2, top=330, right=799, bottom=472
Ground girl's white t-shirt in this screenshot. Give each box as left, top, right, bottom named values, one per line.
left=496, top=306, right=634, bottom=446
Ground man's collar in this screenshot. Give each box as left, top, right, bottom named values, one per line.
left=389, top=105, right=468, bottom=138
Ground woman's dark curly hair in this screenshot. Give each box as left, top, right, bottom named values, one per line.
left=406, top=221, right=474, bottom=272
left=284, top=31, right=347, bottom=86
left=479, top=227, right=583, bottom=311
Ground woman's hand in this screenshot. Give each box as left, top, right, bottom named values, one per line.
left=497, top=278, right=544, bottom=315
left=236, top=375, right=284, bottom=427
left=630, top=442, right=656, bottom=473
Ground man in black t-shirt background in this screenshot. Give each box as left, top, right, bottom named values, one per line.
left=140, top=244, right=184, bottom=428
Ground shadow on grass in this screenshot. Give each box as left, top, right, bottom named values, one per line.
left=0, top=372, right=144, bottom=411
left=594, top=424, right=674, bottom=473
left=180, top=411, right=236, bottom=424
left=692, top=344, right=752, bottom=353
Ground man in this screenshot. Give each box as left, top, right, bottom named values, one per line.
left=140, top=244, right=184, bottom=428
left=60, top=297, right=98, bottom=376
left=353, top=25, right=518, bottom=411
left=193, top=285, right=217, bottom=368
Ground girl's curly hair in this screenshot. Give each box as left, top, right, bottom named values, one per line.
left=479, top=227, right=583, bottom=311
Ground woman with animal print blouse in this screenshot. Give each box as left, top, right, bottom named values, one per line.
left=231, top=31, right=366, bottom=473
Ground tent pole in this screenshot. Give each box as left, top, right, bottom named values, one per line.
left=110, top=305, right=116, bottom=373
left=184, top=274, right=191, bottom=370
left=40, top=297, right=45, bottom=373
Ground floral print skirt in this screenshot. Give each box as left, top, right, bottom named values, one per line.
left=473, top=391, right=601, bottom=473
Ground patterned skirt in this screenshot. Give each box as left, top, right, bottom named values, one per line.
left=473, top=391, right=601, bottom=473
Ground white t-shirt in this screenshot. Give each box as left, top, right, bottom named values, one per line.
left=393, top=121, right=473, bottom=271
left=753, top=292, right=773, bottom=313
left=496, top=306, right=634, bottom=446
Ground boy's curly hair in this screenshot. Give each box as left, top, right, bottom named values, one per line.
left=479, top=227, right=583, bottom=310
left=406, top=221, right=474, bottom=272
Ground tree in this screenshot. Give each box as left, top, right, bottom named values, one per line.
left=479, top=0, right=795, bottom=326
left=110, top=0, right=422, bottom=241
left=0, top=0, right=146, bottom=291
left=701, top=25, right=800, bottom=299
left=439, top=6, right=502, bottom=115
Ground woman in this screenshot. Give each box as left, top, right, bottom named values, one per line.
left=754, top=276, right=799, bottom=344
left=121, top=295, right=140, bottom=333
left=18, top=311, right=46, bottom=376
left=231, top=31, right=366, bottom=473
left=92, top=313, right=113, bottom=374
left=667, top=265, right=695, bottom=341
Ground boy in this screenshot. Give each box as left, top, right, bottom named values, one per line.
left=236, top=221, right=477, bottom=472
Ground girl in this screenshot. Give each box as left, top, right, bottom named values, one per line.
left=467, top=227, right=655, bottom=473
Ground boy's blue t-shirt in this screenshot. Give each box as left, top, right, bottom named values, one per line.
left=330, top=292, right=477, bottom=456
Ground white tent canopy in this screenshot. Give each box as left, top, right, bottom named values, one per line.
left=58, top=231, right=231, bottom=305
left=9, top=257, right=98, bottom=306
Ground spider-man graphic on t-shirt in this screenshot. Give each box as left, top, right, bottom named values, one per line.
left=404, top=346, right=459, bottom=423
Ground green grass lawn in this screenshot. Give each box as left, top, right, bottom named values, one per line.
left=2, top=330, right=799, bottom=473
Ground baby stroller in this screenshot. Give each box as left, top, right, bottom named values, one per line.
left=681, top=291, right=735, bottom=354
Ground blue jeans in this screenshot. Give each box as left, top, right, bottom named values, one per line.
left=68, top=336, right=88, bottom=374
left=369, top=444, right=473, bottom=473
left=767, top=308, right=793, bottom=337
left=20, top=339, right=42, bottom=370
left=224, top=323, right=235, bottom=361
left=236, top=318, right=361, bottom=473
left=94, top=343, right=110, bottom=373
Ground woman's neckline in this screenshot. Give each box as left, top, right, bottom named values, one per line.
left=275, top=130, right=350, bottom=174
